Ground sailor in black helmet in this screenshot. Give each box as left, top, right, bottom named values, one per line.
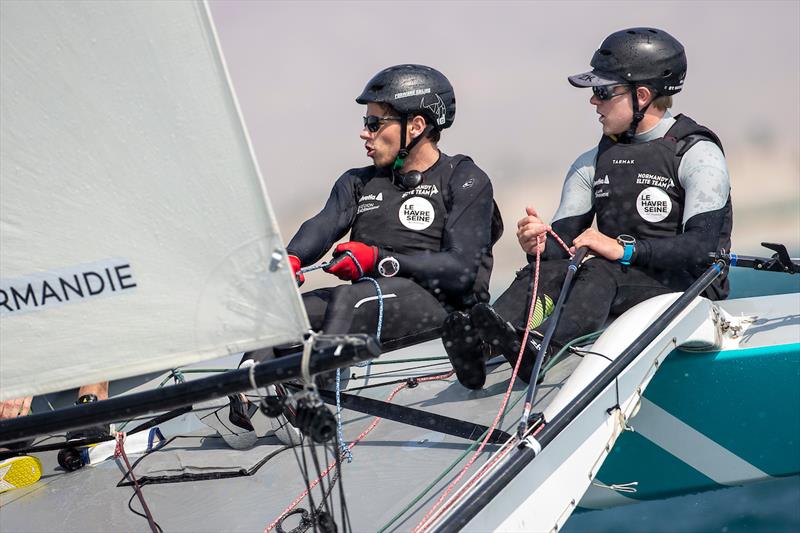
left=281, top=64, right=500, bottom=352
left=208, top=65, right=502, bottom=447
left=443, top=28, right=733, bottom=389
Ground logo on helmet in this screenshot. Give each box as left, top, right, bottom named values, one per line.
left=421, top=94, right=446, bottom=126
left=395, top=87, right=431, bottom=99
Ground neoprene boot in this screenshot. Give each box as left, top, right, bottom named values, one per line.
left=442, top=310, right=490, bottom=390
left=470, top=303, right=554, bottom=384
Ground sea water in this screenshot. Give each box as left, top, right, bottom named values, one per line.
left=564, top=269, right=800, bottom=532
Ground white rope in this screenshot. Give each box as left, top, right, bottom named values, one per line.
left=591, top=480, right=639, bottom=493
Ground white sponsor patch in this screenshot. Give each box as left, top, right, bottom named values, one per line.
left=357, top=203, right=380, bottom=214
left=401, top=184, right=439, bottom=199
left=358, top=192, right=383, bottom=202
left=637, top=186, right=672, bottom=222
left=399, top=197, right=435, bottom=230
left=395, top=87, right=430, bottom=99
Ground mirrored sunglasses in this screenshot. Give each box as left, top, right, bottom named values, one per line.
left=592, top=85, right=629, bottom=101
left=363, top=115, right=403, bottom=133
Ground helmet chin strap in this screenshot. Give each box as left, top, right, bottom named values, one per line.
left=621, top=85, right=654, bottom=143
left=392, top=115, right=432, bottom=170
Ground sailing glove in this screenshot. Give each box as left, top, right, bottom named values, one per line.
left=288, top=254, right=305, bottom=286
left=324, top=241, right=378, bottom=281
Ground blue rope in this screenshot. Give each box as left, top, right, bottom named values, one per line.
left=298, top=250, right=385, bottom=346
left=334, top=368, right=353, bottom=462
left=300, top=250, right=385, bottom=462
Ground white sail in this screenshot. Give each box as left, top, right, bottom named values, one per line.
left=0, top=0, right=309, bottom=400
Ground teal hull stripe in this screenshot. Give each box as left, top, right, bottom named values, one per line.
left=589, top=341, right=799, bottom=504
left=633, top=398, right=768, bottom=484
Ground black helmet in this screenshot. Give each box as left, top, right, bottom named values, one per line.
left=356, top=64, right=455, bottom=130
left=568, top=27, right=687, bottom=96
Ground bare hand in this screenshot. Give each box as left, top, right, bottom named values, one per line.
left=0, top=396, right=32, bottom=419
left=570, top=228, right=623, bottom=260
left=516, top=206, right=551, bottom=255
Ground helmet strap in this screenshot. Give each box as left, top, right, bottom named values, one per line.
left=392, top=116, right=433, bottom=170
left=622, top=85, right=654, bottom=142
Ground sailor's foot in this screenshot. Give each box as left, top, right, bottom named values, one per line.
left=0, top=455, right=42, bottom=493
left=471, top=304, right=552, bottom=384
left=442, top=311, right=488, bottom=390
left=65, top=394, right=110, bottom=442
left=267, top=384, right=302, bottom=446
left=202, top=394, right=258, bottom=450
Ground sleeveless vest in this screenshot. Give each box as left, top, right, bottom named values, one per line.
left=351, top=153, right=502, bottom=308
left=594, top=114, right=732, bottom=299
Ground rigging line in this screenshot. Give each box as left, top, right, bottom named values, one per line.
left=346, top=358, right=507, bottom=393
left=308, top=439, right=335, bottom=528
left=379, top=333, right=594, bottom=532
left=331, top=441, right=352, bottom=533
left=573, top=348, right=614, bottom=362
left=541, top=329, right=606, bottom=373
left=414, top=229, right=572, bottom=532
left=368, top=356, right=450, bottom=365
left=351, top=361, right=451, bottom=380
left=126, top=492, right=163, bottom=533
left=299, top=438, right=320, bottom=533
left=307, top=386, right=512, bottom=444
left=287, top=434, right=316, bottom=533
left=334, top=368, right=352, bottom=462
left=265, top=372, right=454, bottom=533
left=516, top=245, right=588, bottom=438
left=376, top=389, right=528, bottom=533
left=114, top=434, right=160, bottom=533
left=412, top=244, right=542, bottom=531
left=441, top=419, right=546, bottom=518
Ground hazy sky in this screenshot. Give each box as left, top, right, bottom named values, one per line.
left=209, top=0, right=799, bottom=280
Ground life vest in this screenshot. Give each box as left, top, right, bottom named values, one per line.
left=350, top=153, right=503, bottom=308
left=594, top=114, right=732, bottom=299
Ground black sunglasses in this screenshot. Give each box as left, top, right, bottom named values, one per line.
left=363, top=115, right=403, bottom=133
left=592, top=85, right=630, bottom=101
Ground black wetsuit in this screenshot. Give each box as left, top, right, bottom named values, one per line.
left=494, top=114, right=732, bottom=346
left=245, top=152, right=500, bottom=363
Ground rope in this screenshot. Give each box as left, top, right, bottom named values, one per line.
left=335, top=367, right=353, bottom=463
left=302, top=250, right=386, bottom=464
left=265, top=371, right=454, bottom=533
left=114, top=433, right=161, bottom=533
left=591, top=480, right=638, bottom=493
left=376, top=388, right=528, bottom=532
left=413, top=228, right=572, bottom=532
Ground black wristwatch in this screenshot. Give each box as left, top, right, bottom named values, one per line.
left=617, top=234, right=636, bottom=266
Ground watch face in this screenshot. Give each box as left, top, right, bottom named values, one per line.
left=378, top=257, right=399, bottom=277
left=617, top=234, right=636, bottom=246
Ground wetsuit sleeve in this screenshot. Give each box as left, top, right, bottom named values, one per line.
left=285, top=172, right=361, bottom=265
left=634, top=141, right=731, bottom=269
left=385, top=161, right=494, bottom=298
left=538, top=148, right=597, bottom=261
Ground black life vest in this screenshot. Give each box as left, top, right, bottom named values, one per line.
left=350, top=153, right=503, bottom=308
left=594, top=114, right=732, bottom=299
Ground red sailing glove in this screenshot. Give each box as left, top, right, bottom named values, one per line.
left=288, top=255, right=305, bottom=286
left=324, top=242, right=378, bottom=281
